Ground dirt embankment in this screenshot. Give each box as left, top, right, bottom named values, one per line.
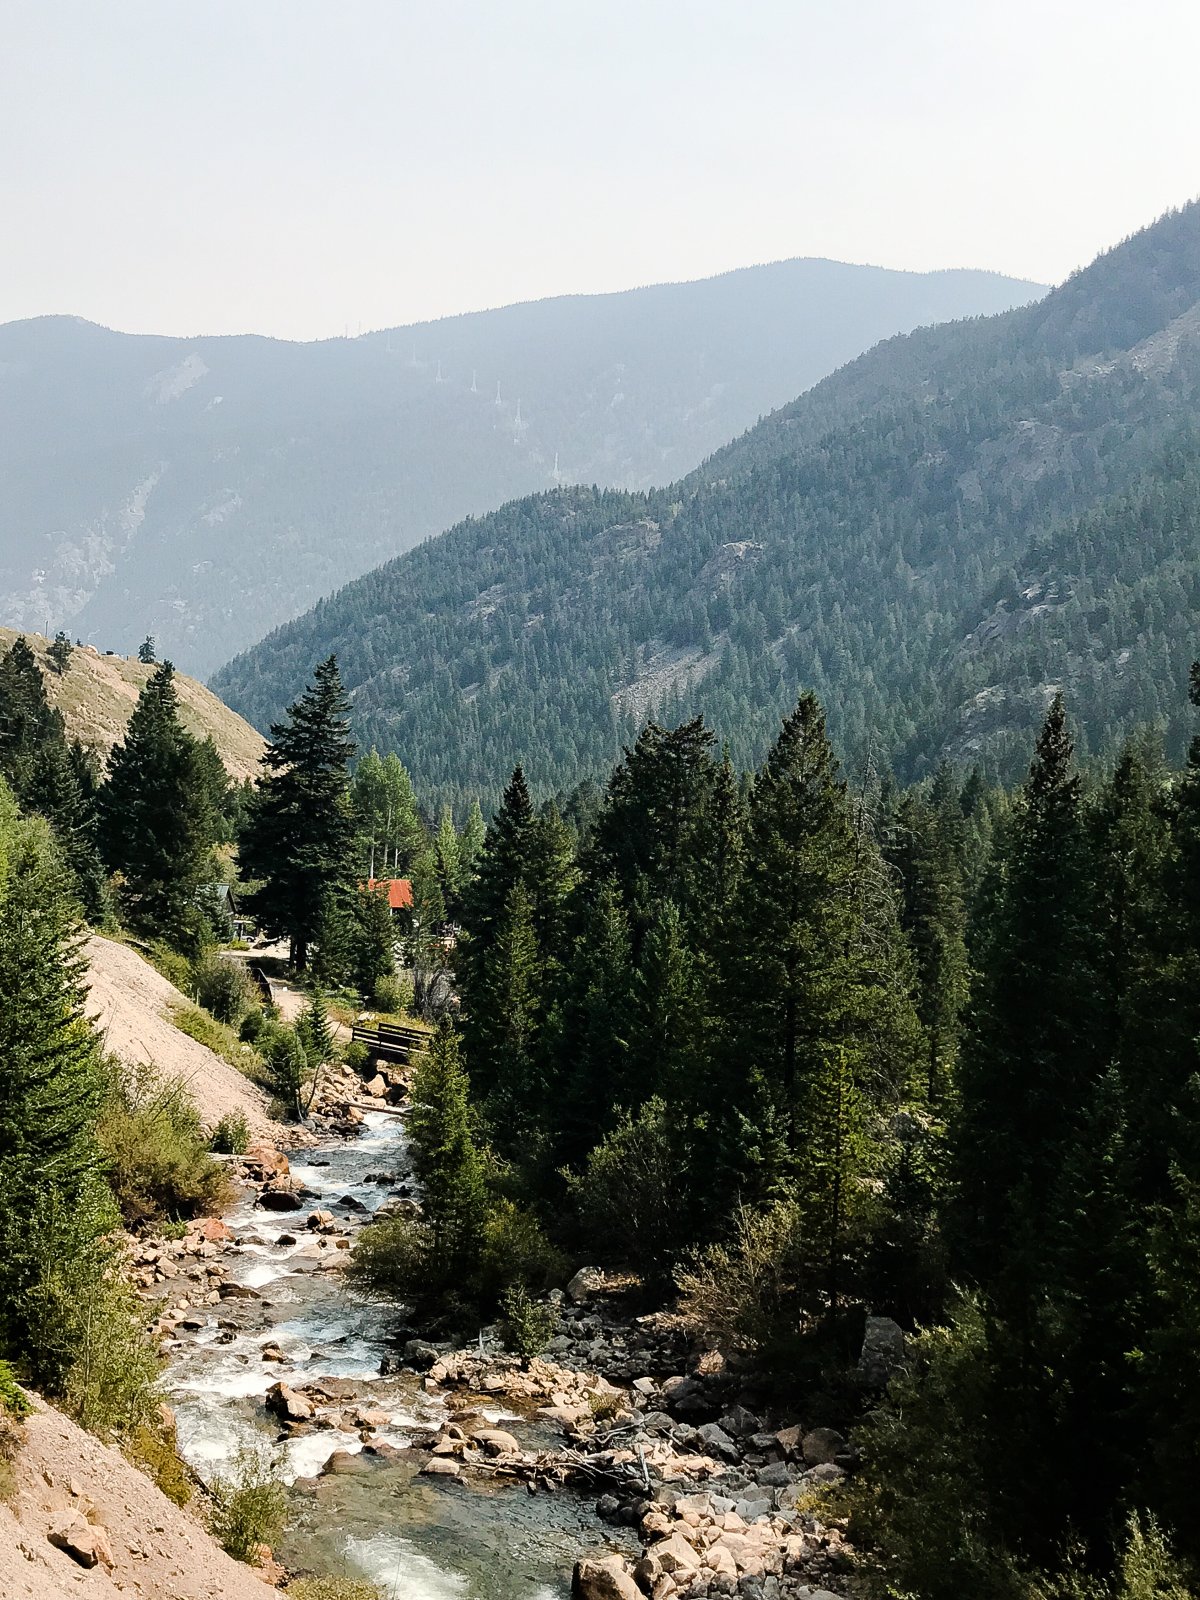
left=85, top=934, right=277, bottom=1141
left=0, top=1394, right=278, bottom=1600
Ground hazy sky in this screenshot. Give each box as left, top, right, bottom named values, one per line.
left=2, top=0, right=1197, bottom=340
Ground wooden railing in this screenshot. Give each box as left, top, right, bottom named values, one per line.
left=350, top=1020, right=430, bottom=1063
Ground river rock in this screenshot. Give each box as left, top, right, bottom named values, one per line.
left=696, top=1422, right=738, bottom=1461
left=322, top=1449, right=369, bottom=1474
left=566, top=1266, right=604, bottom=1304
left=420, top=1456, right=461, bottom=1477
left=719, top=1404, right=762, bottom=1437
left=218, top=1281, right=261, bottom=1300
left=402, top=1339, right=443, bottom=1369
left=266, top=1382, right=313, bottom=1421
left=470, top=1427, right=521, bottom=1456
left=858, top=1315, right=907, bottom=1388
left=190, top=1217, right=235, bottom=1243
left=801, top=1427, right=844, bottom=1466
left=259, top=1186, right=305, bottom=1212
left=244, top=1144, right=290, bottom=1178
left=571, top=1555, right=643, bottom=1599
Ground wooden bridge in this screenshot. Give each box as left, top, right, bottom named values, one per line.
left=350, top=1020, right=430, bottom=1065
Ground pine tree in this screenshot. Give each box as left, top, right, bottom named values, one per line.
left=0, top=786, right=109, bottom=1385
left=137, top=636, right=157, bottom=665
left=887, top=779, right=969, bottom=1104
left=98, top=661, right=216, bottom=943
left=351, top=883, right=397, bottom=1002
left=0, top=636, right=65, bottom=800
left=625, top=897, right=706, bottom=1110
left=553, top=878, right=634, bottom=1167
left=434, top=806, right=463, bottom=917
left=476, top=883, right=544, bottom=1142
left=951, top=696, right=1101, bottom=1299
left=460, top=799, right=486, bottom=874
left=47, top=632, right=72, bottom=674
left=240, top=657, right=357, bottom=968
left=723, top=693, right=920, bottom=1157
left=406, top=1019, right=486, bottom=1279
left=25, top=737, right=107, bottom=922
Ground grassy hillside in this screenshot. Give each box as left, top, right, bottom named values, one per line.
left=212, top=203, right=1200, bottom=805
left=0, top=629, right=264, bottom=779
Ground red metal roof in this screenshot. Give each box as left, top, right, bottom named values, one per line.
left=363, top=877, right=414, bottom=911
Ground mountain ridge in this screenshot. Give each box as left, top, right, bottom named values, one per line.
left=0, top=258, right=1044, bottom=675
left=210, top=202, right=1200, bottom=807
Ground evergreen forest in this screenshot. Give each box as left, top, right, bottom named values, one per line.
left=214, top=202, right=1200, bottom=812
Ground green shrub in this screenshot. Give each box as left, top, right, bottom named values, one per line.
left=208, top=1448, right=289, bottom=1564
left=289, top=1578, right=383, bottom=1600
left=16, top=1178, right=162, bottom=1432
left=161, top=1219, right=189, bottom=1240
left=0, top=1357, right=31, bottom=1498
left=192, top=953, right=257, bottom=1025
left=343, top=1039, right=371, bottom=1074
left=127, top=1422, right=194, bottom=1507
left=348, top=1211, right=432, bottom=1302
left=98, top=1058, right=233, bottom=1227
left=170, top=1002, right=267, bottom=1083
left=566, top=1097, right=692, bottom=1286
left=500, top=1285, right=556, bottom=1359
left=479, top=1198, right=565, bottom=1300
left=210, top=1109, right=251, bottom=1155
left=675, top=1199, right=807, bottom=1356
left=144, top=940, right=194, bottom=991
left=372, top=973, right=412, bottom=1015
left=0, top=1360, right=31, bottom=1419
left=588, top=1390, right=623, bottom=1423
left=239, top=1007, right=266, bottom=1044
left=262, top=1023, right=312, bottom=1120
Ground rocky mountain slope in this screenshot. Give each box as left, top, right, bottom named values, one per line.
left=0, top=262, right=1043, bottom=675
left=0, top=1392, right=279, bottom=1600
left=212, top=203, right=1200, bottom=804
left=0, top=630, right=264, bottom=779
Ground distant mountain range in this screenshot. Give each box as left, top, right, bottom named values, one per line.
left=211, top=204, right=1200, bottom=807
left=0, top=261, right=1044, bottom=675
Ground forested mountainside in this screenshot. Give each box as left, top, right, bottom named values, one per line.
left=0, top=261, right=1041, bottom=677
left=214, top=204, right=1200, bottom=810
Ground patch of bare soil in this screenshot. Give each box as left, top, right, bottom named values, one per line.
left=0, top=1394, right=278, bottom=1600
left=85, top=935, right=276, bottom=1141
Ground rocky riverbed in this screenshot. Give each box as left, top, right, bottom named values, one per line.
left=135, top=1064, right=866, bottom=1600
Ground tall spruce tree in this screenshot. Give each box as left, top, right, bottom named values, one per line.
left=240, top=657, right=356, bottom=969
left=723, top=694, right=921, bottom=1159
left=0, top=786, right=109, bottom=1385
left=951, top=696, right=1101, bottom=1299
left=406, top=1019, right=487, bottom=1281
left=98, top=661, right=217, bottom=943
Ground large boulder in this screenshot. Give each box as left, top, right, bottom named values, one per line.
left=566, top=1266, right=604, bottom=1304
left=265, top=1382, right=312, bottom=1421
left=259, top=1185, right=305, bottom=1212
left=243, top=1144, right=289, bottom=1178
left=801, top=1426, right=845, bottom=1465
left=48, top=1516, right=115, bottom=1570
left=858, top=1315, right=907, bottom=1388
left=571, top=1554, right=644, bottom=1600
